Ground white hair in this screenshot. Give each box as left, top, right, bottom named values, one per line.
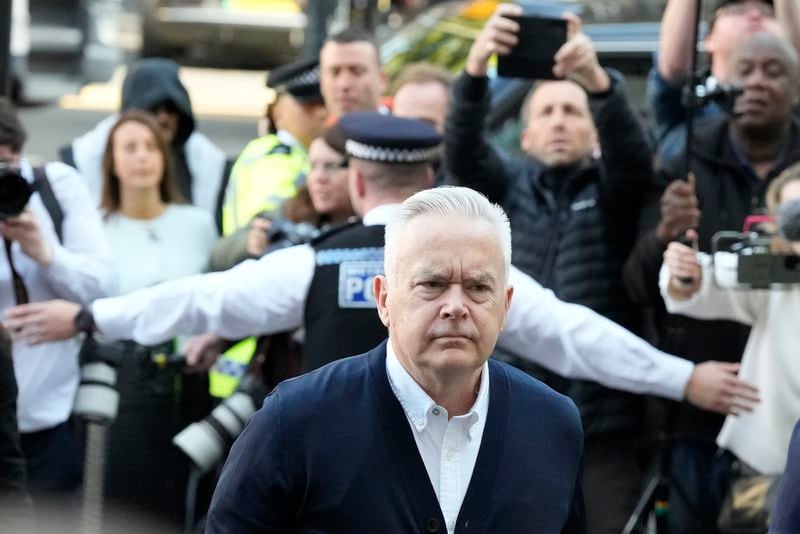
left=384, top=186, right=512, bottom=279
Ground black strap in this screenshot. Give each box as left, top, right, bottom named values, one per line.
left=4, top=238, right=29, bottom=305
left=31, top=166, right=64, bottom=243
left=3, top=167, right=65, bottom=305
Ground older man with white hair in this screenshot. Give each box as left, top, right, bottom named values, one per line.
left=207, top=185, right=587, bottom=532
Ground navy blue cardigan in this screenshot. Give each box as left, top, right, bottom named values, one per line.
left=207, top=341, right=586, bottom=533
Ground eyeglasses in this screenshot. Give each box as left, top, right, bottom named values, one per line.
left=310, top=157, right=348, bottom=173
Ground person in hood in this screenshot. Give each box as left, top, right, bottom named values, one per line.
left=61, top=58, right=229, bottom=226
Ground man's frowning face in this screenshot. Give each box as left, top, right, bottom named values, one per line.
left=376, top=213, right=512, bottom=380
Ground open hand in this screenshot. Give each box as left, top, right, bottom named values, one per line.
left=182, top=332, right=226, bottom=373
left=3, top=300, right=80, bottom=345
left=685, top=361, right=760, bottom=416
left=553, top=13, right=609, bottom=93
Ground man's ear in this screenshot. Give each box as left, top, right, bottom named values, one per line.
left=520, top=126, right=532, bottom=154
left=374, top=275, right=390, bottom=327
left=500, top=285, right=514, bottom=331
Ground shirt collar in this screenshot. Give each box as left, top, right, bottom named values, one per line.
left=385, top=337, right=489, bottom=439
left=362, top=203, right=401, bottom=226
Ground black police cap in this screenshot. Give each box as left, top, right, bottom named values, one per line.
left=335, top=112, right=441, bottom=164
left=266, top=57, right=323, bottom=103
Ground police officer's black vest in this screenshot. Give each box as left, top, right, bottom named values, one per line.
left=303, top=222, right=387, bottom=372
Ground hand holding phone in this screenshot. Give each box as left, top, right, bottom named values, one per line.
left=496, top=15, right=567, bottom=80
left=551, top=13, right=610, bottom=93
left=464, top=3, right=524, bottom=78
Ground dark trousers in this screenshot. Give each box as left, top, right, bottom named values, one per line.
left=20, top=421, right=83, bottom=492
left=583, top=432, right=645, bottom=534
left=20, top=421, right=83, bottom=533
left=668, top=441, right=734, bottom=534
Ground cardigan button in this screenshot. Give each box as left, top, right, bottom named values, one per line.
left=425, top=518, right=441, bottom=532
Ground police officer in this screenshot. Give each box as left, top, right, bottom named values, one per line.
left=222, top=58, right=329, bottom=235
left=5, top=114, right=759, bottom=418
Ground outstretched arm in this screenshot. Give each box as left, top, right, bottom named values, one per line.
left=499, top=265, right=759, bottom=415
left=3, top=245, right=315, bottom=347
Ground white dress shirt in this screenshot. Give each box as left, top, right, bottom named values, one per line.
left=1, top=160, right=115, bottom=431
left=385, top=339, right=489, bottom=534
left=93, top=202, right=694, bottom=401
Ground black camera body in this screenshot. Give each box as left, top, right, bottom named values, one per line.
left=682, top=76, right=744, bottom=115
left=262, top=216, right=322, bottom=254
left=0, top=164, right=33, bottom=219
left=712, top=231, right=800, bottom=289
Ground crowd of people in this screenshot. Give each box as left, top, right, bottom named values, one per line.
left=1, top=0, right=800, bottom=533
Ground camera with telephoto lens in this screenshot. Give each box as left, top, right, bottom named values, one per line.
left=0, top=163, right=33, bottom=219
left=682, top=76, right=744, bottom=115
left=172, top=373, right=267, bottom=474
left=712, top=201, right=800, bottom=289
left=72, top=336, right=128, bottom=425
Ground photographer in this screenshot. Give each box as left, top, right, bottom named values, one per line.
left=0, top=98, right=114, bottom=526
left=661, top=163, right=800, bottom=527
left=650, top=0, right=800, bottom=163
left=624, top=30, right=800, bottom=533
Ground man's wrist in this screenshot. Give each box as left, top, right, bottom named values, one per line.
left=584, top=67, right=611, bottom=95
left=667, top=278, right=699, bottom=301
left=464, top=51, right=489, bottom=78
left=74, top=305, right=96, bottom=334
left=655, top=223, right=675, bottom=244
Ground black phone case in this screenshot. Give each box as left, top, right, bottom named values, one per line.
left=497, top=15, right=567, bottom=80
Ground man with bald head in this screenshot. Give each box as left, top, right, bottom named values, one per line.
left=444, top=4, right=654, bottom=532
left=391, top=62, right=454, bottom=133
left=624, top=31, right=800, bottom=533
left=651, top=0, right=800, bottom=162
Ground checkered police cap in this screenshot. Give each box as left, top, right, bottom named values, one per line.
left=334, top=112, right=441, bottom=164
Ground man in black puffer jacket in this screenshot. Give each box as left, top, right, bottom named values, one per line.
left=444, top=6, right=653, bottom=533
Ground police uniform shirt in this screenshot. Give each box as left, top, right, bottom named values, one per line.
left=92, top=203, right=694, bottom=402
left=1, top=160, right=115, bottom=432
